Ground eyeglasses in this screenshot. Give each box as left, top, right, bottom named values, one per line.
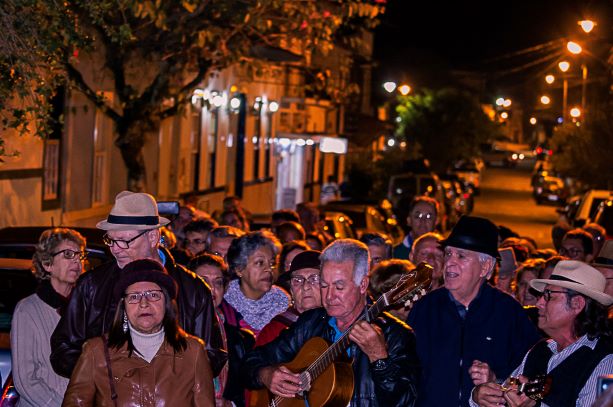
left=103, top=230, right=149, bottom=249
left=290, top=274, right=320, bottom=288
left=52, top=249, right=87, bottom=261
left=411, top=212, right=434, bottom=220
left=559, top=247, right=584, bottom=257
left=540, top=289, right=568, bottom=302
left=124, top=290, right=164, bottom=304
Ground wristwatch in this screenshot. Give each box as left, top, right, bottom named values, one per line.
left=372, top=358, right=389, bottom=370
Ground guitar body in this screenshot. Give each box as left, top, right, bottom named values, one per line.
left=250, top=337, right=354, bottom=407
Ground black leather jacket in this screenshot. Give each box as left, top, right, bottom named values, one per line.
left=50, top=248, right=227, bottom=377
left=224, top=323, right=255, bottom=406
left=242, top=307, right=419, bottom=407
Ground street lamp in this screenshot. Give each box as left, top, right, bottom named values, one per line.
left=540, top=95, right=551, bottom=105
left=500, top=112, right=509, bottom=119
left=570, top=107, right=581, bottom=118
left=567, top=41, right=582, bottom=55
left=558, top=62, right=570, bottom=122
left=558, top=61, right=570, bottom=72
left=383, top=81, right=397, bottom=93
left=529, top=117, right=537, bottom=125
left=545, top=75, right=555, bottom=84
left=578, top=20, right=595, bottom=33
left=503, top=99, right=512, bottom=108
left=495, top=97, right=505, bottom=106
left=398, top=84, right=411, bottom=96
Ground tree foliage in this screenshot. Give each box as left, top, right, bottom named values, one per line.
left=395, top=87, right=501, bottom=171
left=550, top=106, right=613, bottom=190
left=0, top=0, right=383, bottom=190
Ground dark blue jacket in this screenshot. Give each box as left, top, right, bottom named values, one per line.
left=243, top=307, right=419, bottom=407
left=407, top=284, right=541, bottom=406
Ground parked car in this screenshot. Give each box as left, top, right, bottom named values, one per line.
left=0, top=227, right=111, bottom=271
left=451, top=160, right=482, bottom=194
left=572, top=190, right=613, bottom=227
left=0, top=258, right=37, bottom=404
left=594, top=200, right=613, bottom=239
left=321, top=202, right=401, bottom=244
left=533, top=176, right=568, bottom=206
left=322, top=211, right=356, bottom=240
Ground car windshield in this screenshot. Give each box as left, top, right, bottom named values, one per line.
left=590, top=198, right=607, bottom=219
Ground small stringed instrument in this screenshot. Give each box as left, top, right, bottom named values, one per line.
left=250, top=262, right=433, bottom=407
left=503, top=375, right=552, bottom=401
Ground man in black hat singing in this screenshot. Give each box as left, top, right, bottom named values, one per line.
left=407, top=215, right=541, bottom=406
left=50, top=191, right=226, bottom=378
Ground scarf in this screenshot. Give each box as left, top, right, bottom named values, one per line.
left=223, top=280, right=289, bottom=331
left=36, top=279, right=69, bottom=310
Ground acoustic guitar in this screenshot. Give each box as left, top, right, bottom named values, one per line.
left=250, top=262, right=433, bottom=407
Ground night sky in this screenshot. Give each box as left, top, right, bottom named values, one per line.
left=373, top=0, right=611, bottom=98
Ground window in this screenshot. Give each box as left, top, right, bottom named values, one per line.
left=42, top=86, right=65, bottom=210
left=207, top=110, right=219, bottom=188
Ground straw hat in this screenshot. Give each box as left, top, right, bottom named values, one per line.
left=530, top=260, right=613, bottom=306
left=96, top=191, right=170, bottom=231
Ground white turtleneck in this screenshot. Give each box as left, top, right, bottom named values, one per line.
left=128, top=322, right=164, bottom=363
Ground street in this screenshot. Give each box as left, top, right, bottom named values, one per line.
left=472, top=165, right=559, bottom=249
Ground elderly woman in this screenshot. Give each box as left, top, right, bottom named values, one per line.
left=256, top=250, right=323, bottom=346
left=62, top=259, right=214, bottom=406
left=221, top=231, right=289, bottom=337
left=368, top=259, right=416, bottom=321
left=11, top=228, right=86, bottom=407
left=276, top=240, right=309, bottom=291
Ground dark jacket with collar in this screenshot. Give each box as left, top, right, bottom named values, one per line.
left=407, top=284, right=541, bottom=407
left=242, top=307, right=419, bottom=407
left=50, top=248, right=226, bottom=378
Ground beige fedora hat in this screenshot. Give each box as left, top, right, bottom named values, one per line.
left=530, top=260, right=613, bottom=306
left=96, top=191, right=170, bottom=231
left=592, top=240, right=613, bottom=269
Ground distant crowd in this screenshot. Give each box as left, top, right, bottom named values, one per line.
left=9, top=191, right=613, bottom=407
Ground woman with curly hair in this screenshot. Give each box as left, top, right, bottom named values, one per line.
left=221, top=231, right=289, bottom=338
left=11, top=228, right=86, bottom=407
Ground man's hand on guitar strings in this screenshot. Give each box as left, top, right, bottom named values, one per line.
left=348, top=320, right=388, bottom=363
left=259, top=365, right=302, bottom=398
left=502, top=376, right=537, bottom=407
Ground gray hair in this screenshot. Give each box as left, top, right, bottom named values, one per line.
left=478, top=252, right=497, bottom=278
left=321, top=239, right=370, bottom=285
left=226, top=231, right=281, bottom=276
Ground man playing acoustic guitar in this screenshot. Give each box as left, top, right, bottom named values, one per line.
left=242, top=239, right=420, bottom=407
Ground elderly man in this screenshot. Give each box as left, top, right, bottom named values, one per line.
left=559, top=228, right=594, bottom=262
left=472, top=261, right=613, bottom=407
left=243, top=239, right=419, bottom=406
left=407, top=216, right=540, bottom=406
left=50, top=191, right=226, bottom=378
left=409, top=232, right=444, bottom=290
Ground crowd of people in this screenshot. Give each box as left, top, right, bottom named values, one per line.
left=8, top=190, right=612, bottom=406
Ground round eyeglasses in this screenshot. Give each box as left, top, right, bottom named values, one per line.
left=52, top=249, right=87, bottom=261
left=290, top=274, right=320, bottom=288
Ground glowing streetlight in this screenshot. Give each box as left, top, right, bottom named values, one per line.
left=558, top=61, right=570, bottom=72
left=500, top=112, right=509, bottom=119
left=545, top=75, right=555, bottom=84
left=578, top=20, right=595, bottom=33
left=268, top=101, right=279, bottom=112
left=540, top=95, right=551, bottom=105
left=383, top=81, right=397, bottom=93
left=398, top=84, right=412, bottom=96
left=529, top=117, right=537, bottom=125
left=495, top=97, right=505, bottom=106
left=570, top=107, right=581, bottom=118
left=566, top=41, right=582, bottom=55
left=503, top=99, right=512, bottom=108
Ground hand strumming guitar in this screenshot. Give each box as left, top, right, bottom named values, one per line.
left=258, top=365, right=302, bottom=398
left=348, top=320, right=388, bottom=362
left=472, top=382, right=505, bottom=407
left=503, top=376, right=537, bottom=407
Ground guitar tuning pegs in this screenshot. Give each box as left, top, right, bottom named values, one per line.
left=420, top=289, right=426, bottom=296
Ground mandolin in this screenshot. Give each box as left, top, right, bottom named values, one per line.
left=250, top=262, right=433, bottom=407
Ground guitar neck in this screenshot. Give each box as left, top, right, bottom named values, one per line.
left=305, top=297, right=387, bottom=380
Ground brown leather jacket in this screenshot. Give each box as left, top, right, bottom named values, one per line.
left=51, top=248, right=226, bottom=378
left=62, top=335, right=214, bottom=407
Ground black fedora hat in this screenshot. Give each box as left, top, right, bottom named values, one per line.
left=440, top=216, right=500, bottom=259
